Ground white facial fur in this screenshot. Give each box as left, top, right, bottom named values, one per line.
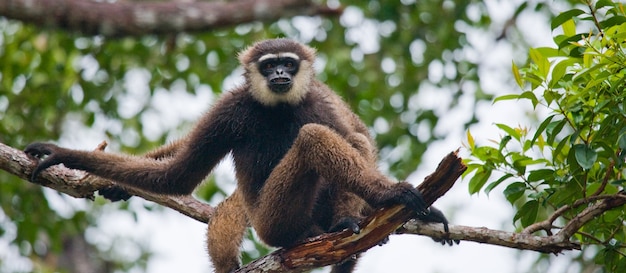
left=258, top=52, right=300, bottom=62
left=248, top=52, right=313, bottom=107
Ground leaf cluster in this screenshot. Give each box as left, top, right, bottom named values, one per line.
left=465, top=1, right=626, bottom=270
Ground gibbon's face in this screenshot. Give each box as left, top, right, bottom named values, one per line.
left=257, top=53, right=300, bottom=94
left=240, top=39, right=316, bottom=107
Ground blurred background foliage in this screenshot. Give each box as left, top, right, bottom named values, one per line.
left=0, top=0, right=607, bottom=272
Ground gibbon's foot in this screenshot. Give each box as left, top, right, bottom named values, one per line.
left=98, top=186, right=133, bottom=201
left=416, top=206, right=460, bottom=246
left=377, top=235, right=390, bottom=246
left=24, top=142, right=65, bottom=181
left=379, top=182, right=428, bottom=216
left=329, top=216, right=362, bottom=234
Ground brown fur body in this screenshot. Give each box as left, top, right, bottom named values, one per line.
left=25, top=39, right=428, bottom=273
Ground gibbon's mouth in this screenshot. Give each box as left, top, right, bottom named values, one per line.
left=269, top=77, right=292, bottom=93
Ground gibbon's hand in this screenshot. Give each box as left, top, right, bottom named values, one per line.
left=329, top=216, right=362, bottom=234
left=98, top=186, right=133, bottom=201
left=24, top=142, right=67, bottom=181
left=416, top=206, right=460, bottom=246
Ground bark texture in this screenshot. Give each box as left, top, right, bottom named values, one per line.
left=0, top=0, right=341, bottom=37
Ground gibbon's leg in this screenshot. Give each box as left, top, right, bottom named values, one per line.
left=207, top=189, right=248, bottom=273
left=330, top=255, right=360, bottom=273
left=328, top=191, right=370, bottom=234
left=344, top=133, right=377, bottom=165
left=251, top=123, right=426, bottom=247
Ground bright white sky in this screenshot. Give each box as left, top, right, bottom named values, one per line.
left=0, top=1, right=585, bottom=273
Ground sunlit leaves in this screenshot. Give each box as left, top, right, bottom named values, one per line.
left=550, top=9, right=585, bottom=31
left=529, top=48, right=551, bottom=79
left=512, top=61, right=523, bottom=88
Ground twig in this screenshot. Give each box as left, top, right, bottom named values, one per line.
left=522, top=194, right=626, bottom=235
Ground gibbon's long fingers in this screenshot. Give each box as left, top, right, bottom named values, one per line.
left=24, top=142, right=63, bottom=181
left=207, top=190, right=248, bottom=273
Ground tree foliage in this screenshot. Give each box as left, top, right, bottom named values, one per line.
left=465, top=1, right=626, bottom=271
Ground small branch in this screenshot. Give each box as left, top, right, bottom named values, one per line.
left=586, top=0, right=604, bottom=37
left=400, top=221, right=580, bottom=254
left=557, top=194, right=626, bottom=240
left=523, top=194, right=626, bottom=235
left=0, top=0, right=342, bottom=37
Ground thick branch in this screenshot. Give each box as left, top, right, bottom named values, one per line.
left=0, top=0, right=341, bottom=37
left=0, top=142, right=213, bottom=222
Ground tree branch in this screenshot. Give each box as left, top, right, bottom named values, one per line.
left=2, top=142, right=613, bottom=272
left=522, top=194, right=626, bottom=235
left=0, top=142, right=214, bottom=222
left=401, top=221, right=580, bottom=254
left=0, top=0, right=342, bottom=37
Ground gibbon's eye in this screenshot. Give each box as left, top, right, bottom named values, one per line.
left=285, top=61, right=293, bottom=68
left=265, top=63, right=274, bottom=69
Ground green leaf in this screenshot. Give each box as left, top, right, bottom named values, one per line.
left=504, top=182, right=526, bottom=205
left=514, top=200, right=539, bottom=227
left=484, top=173, right=514, bottom=196
left=531, top=115, right=555, bottom=146
left=512, top=61, right=523, bottom=88
left=600, top=16, right=626, bottom=29
left=498, top=135, right=512, bottom=152
left=551, top=9, right=586, bottom=30
left=546, top=119, right=567, bottom=145
left=466, top=129, right=475, bottom=150
left=595, top=0, right=614, bottom=9
left=619, top=132, right=626, bottom=150
left=529, top=48, right=550, bottom=78
left=493, top=94, right=520, bottom=103
left=527, top=169, right=555, bottom=183
left=573, top=144, right=597, bottom=170
left=549, top=58, right=579, bottom=88
left=562, top=19, right=576, bottom=37
left=534, top=47, right=560, bottom=58
left=469, top=169, right=491, bottom=194
left=496, top=123, right=521, bottom=141
left=519, top=91, right=539, bottom=108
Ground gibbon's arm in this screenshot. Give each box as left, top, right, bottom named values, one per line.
left=142, top=138, right=186, bottom=160
left=25, top=97, right=239, bottom=195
